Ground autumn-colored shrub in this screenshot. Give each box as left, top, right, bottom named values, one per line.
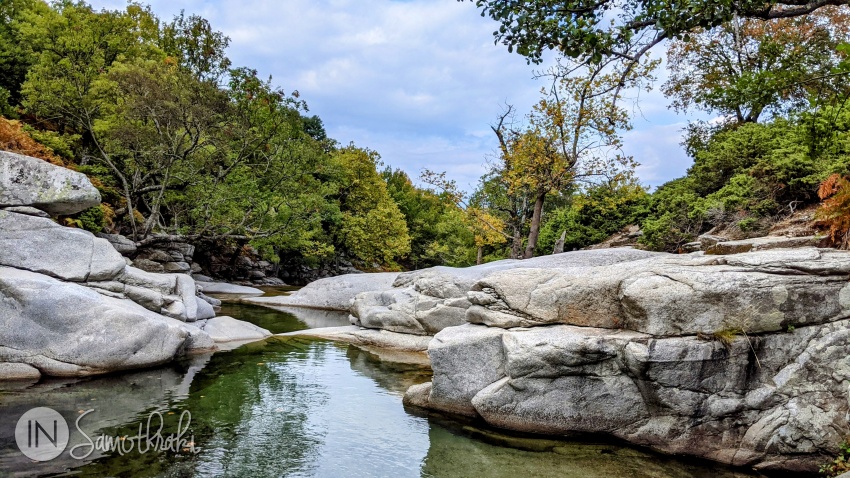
left=814, top=174, right=850, bottom=248
left=0, top=117, right=64, bottom=166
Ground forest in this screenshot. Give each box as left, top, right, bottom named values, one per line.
left=3, top=0, right=850, bottom=275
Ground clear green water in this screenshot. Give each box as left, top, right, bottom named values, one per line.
left=0, top=303, right=762, bottom=478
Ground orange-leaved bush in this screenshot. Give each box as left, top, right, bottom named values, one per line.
left=815, top=174, right=850, bottom=248
left=0, top=117, right=64, bottom=166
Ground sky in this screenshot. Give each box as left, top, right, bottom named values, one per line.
left=87, top=0, right=708, bottom=191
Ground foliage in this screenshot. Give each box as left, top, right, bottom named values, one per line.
left=663, top=8, right=850, bottom=123
left=333, top=147, right=411, bottom=267
left=815, top=174, right=850, bottom=248
left=463, top=0, right=844, bottom=66
left=537, top=176, right=650, bottom=252
left=0, top=116, right=64, bottom=165
left=821, top=439, right=850, bottom=477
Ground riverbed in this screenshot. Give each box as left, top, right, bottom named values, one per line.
left=0, top=300, right=762, bottom=477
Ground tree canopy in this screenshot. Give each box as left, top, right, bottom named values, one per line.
left=463, top=0, right=849, bottom=65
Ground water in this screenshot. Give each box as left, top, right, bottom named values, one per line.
left=0, top=302, right=763, bottom=478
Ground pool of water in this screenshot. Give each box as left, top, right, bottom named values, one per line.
left=0, top=303, right=763, bottom=478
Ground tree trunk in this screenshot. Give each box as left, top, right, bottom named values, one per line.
left=523, top=192, right=546, bottom=259
left=476, top=246, right=483, bottom=265
left=510, top=226, right=523, bottom=259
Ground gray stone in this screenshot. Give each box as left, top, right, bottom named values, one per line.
left=0, top=150, right=101, bottom=215
left=1, top=205, right=49, bottom=217
left=132, top=258, right=165, bottom=273
left=200, top=316, right=271, bottom=343
left=0, top=363, right=42, bottom=380
left=165, top=261, right=191, bottom=273
left=0, top=267, right=188, bottom=377
left=196, top=296, right=216, bottom=320
left=0, top=210, right=126, bottom=282
left=96, top=233, right=137, bottom=255
left=246, top=272, right=399, bottom=310
left=196, top=281, right=264, bottom=295
left=181, top=323, right=216, bottom=352
left=467, top=248, right=850, bottom=336
left=348, top=249, right=664, bottom=335
left=706, top=235, right=829, bottom=255
left=279, top=325, right=432, bottom=352
left=190, top=262, right=203, bottom=274
left=135, top=249, right=172, bottom=263
left=413, top=318, right=850, bottom=473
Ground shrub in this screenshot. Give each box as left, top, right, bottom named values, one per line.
left=821, top=440, right=850, bottom=477
left=814, top=174, right=850, bottom=248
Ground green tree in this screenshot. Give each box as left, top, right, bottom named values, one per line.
left=464, top=0, right=848, bottom=66
left=663, top=8, right=850, bottom=123
left=333, top=146, right=411, bottom=267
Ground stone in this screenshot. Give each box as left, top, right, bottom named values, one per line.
left=246, top=272, right=399, bottom=310
left=466, top=248, right=850, bottom=336
left=0, top=150, right=100, bottom=215
left=96, top=233, right=137, bottom=255
left=706, top=235, right=829, bottom=255
left=132, top=258, right=165, bottom=273
left=426, top=324, right=507, bottom=416
left=196, top=296, right=216, bottom=320
left=195, top=281, right=264, bottom=295
left=0, top=210, right=126, bottom=282
left=348, top=249, right=664, bottom=336
left=190, top=262, right=203, bottom=274
left=135, top=249, right=172, bottom=263
left=164, top=261, right=191, bottom=273
left=200, top=316, right=271, bottom=343
left=181, top=323, right=216, bottom=352
left=279, top=325, right=432, bottom=352
left=1, top=205, right=49, bottom=217
left=0, top=267, right=188, bottom=377
left=0, top=363, right=41, bottom=380
left=411, top=310, right=850, bottom=473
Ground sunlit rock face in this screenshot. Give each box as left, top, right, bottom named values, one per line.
left=0, top=153, right=262, bottom=378
left=405, top=247, right=850, bottom=473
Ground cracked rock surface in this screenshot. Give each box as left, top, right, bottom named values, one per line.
left=403, top=247, right=850, bottom=473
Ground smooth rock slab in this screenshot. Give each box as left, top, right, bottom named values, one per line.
left=0, top=267, right=188, bottom=376
left=247, top=272, right=398, bottom=310
left=196, top=281, right=264, bottom=296
left=0, top=362, right=41, bottom=380
left=199, top=316, right=271, bottom=342
left=0, top=151, right=101, bottom=215
left=0, top=210, right=126, bottom=282
left=470, top=248, right=850, bottom=336
left=350, top=249, right=664, bottom=335
left=279, top=325, right=432, bottom=352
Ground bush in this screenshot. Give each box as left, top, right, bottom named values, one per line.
left=815, top=174, right=850, bottom=248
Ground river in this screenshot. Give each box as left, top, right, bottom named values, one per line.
left=0, top=299, right=762, bottom=477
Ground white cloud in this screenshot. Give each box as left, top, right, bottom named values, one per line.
left=87, top=0, right=696, bottom=190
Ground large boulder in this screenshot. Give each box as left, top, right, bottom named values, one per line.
left=0, top=150, right=100, bottom=215
left=0, top=267, right=190, bottom=376
left=406, top=247, right=850, bottom=473
left=197, top=316, right=271, bottom=342
left=349, top=249, right=663, bottom=335
left=245, top=272, right=399, bottom=310
left=410, top=320, right=850, bottom=473
left=468, top=248, right=850, bottom=336
left=0, top=210, right=126, bottom=282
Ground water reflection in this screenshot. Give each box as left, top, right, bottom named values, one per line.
left=0, top=305, right=766, bottom=478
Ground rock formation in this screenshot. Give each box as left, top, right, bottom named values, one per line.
left=0, top=151, right=270, bottom=379
left=399, top=247, right=850, bottom=473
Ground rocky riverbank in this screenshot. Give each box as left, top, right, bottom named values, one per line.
left=0, top=151, right=271, bottom=379
left=253, top=241, right=850, bottom=473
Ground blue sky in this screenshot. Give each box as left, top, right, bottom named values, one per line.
left=87, top=0, right=708, bottom=191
